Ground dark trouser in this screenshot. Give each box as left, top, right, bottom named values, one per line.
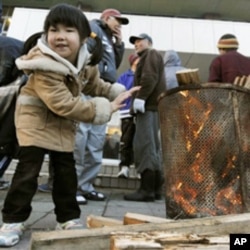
left=133, top=111, right=161, bottom=173
left=119, top=117, right=135, bottom=167
left=2, top=146, right=80, bottom=223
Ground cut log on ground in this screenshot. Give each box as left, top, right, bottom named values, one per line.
left=87, top=214, right=123, bottom=228
left=123, top=213, right=172, bottom=225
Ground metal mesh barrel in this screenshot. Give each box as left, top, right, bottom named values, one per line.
left=158, top=83, right=250, bottom=219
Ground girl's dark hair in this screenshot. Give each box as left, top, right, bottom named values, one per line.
left=44, top=3, right=102, bottom=65
left=11, top=32, right=43, bottom=79
left=22, top=31, right=43, bottom=55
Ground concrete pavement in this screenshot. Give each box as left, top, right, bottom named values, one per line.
left=0, top=175, right=166, bottom=250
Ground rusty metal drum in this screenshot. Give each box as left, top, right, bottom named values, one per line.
left=158, top=83, right=250, bottom=219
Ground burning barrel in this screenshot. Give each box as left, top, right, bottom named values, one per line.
left=158, top=83, right=250, bottom=219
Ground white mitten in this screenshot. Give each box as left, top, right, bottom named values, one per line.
left=133, top=98, right=145, bottom=113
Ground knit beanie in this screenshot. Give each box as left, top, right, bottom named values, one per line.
left=217, top=34, right=239, bottom=49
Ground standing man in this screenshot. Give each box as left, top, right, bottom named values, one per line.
left=124, top=33, right=166, bottom=202
left=208, top=33, right=250, bottom=83
left=74, top=9, right=129, bottom=202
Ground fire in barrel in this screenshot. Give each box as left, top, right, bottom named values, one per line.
left=158, top=83, right=250, bottom=219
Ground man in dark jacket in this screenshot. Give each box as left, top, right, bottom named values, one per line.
left=88, top=9, right=128, bottom=82
left=0, top=35, right=23, bottom=189
left=124, top=33, right=166, bottom=202
left=208, top=33, right=250, bottom=83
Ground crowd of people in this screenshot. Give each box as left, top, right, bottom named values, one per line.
left=1, top=2, right=250, bottom=247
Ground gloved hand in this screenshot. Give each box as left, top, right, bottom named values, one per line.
left=133, top=98, right=145, bottom=113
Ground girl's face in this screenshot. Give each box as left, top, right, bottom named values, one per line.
left=47, top=24, right=82, bottom=64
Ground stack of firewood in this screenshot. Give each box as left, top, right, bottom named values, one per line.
left=30, top=212, right=250, bottom=249
left=233, top=75, right=250, bottom=89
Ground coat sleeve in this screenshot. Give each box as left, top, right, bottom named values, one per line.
left=114, top=42, right=125, bottom=69
left=32, top=71, right=112, bottom=125
left=136, top=50, right=162, bottom=100
left=82, top=65, right=125, bottom=100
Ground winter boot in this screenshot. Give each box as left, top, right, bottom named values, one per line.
left=124, top=169, right=155, bottom=201
left=154, top=170, right=164, bottom=200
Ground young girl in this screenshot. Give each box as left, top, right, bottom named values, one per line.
left=0, top=4, right=138, bottom=247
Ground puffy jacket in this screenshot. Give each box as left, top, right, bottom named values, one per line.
left=15, top=38, right=125, bottom=152
left=87, top=19, right=125, bottom=83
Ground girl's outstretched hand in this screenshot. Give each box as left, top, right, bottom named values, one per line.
left=111, top=86, right=141, bottom=113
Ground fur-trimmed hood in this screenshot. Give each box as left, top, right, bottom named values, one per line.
left=16, top=37, right=90, bottom=77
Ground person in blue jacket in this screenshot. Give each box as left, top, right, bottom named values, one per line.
left=117, top=53, right=139, bottom=178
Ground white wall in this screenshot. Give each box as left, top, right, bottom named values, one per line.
left=7, top=7, right=250, bottom=56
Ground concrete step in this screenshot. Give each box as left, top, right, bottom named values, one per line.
left=4, top=157, right=140, bottom=190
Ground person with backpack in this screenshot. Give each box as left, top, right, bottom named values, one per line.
left=0, top=4, right=138, bottom=247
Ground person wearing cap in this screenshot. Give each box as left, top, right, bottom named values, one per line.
left=117, top=53, right=140, bottom=178
left=208, top=33, right=250, bottom=83
left=73, top=9, right=129, bottom=202
left=123, top=33, right=166, bottom=202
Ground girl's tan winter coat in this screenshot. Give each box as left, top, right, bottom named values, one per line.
left=15, top=39, right=124, bottom=152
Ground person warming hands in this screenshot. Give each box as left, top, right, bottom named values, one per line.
left=0, top=4, right=138, bottom=247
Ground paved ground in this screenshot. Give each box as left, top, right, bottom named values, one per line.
left=0, top=187, right=166, bottom=250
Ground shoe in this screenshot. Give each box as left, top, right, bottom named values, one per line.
left=117, top=166, right=129, bottom=178
left=0, top=181, right=10, bottom=190
left=76, top=195, right=87, bottom=205
left=83, top=191, right=106, bottom=201
left=0, top=223, right=24, bottom=247
left=56, top=219, right=84, bottom=230
left=154, top=170, right=164, bottom=200
left=38, top=183, right=52, bottom=193
left=124, top=169, right=155, bottom=202
left=124, top=189, right=155, bottom=202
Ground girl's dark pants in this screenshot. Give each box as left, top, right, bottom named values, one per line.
left=2, top=146, right=80, bottom=223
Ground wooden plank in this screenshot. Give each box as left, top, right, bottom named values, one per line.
left=110, top=232, right=229, bottom=250
left=87, top=214, right=123, bottom=228
left=111, top=234, right=163, bottom=250
left=244, top=75, right=250, bottom=89
left=239, top=75, right=247, bottom=86
left=233, top=76, right=240, bottom=85
left=30, top=212, right=250, bottom=250
left=123, top=212, right=172, bottom=225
